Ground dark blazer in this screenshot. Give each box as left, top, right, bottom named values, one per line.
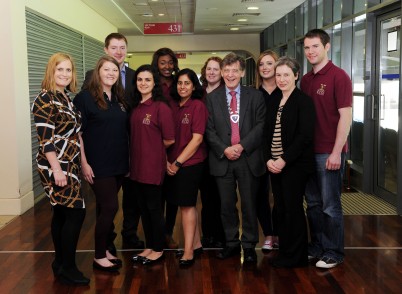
left=81, top=66, right=136, bottom=109
left=205, top=85, right=266, bottom=177
left=266, top=87, right=315, bottom=171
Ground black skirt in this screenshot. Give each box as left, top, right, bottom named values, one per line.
left=165, top=162, right=204, bottom=206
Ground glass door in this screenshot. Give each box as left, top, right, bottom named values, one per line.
left=374, top=13, right=400, bottom=205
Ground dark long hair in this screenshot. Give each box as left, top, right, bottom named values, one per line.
left=151, top=47, right=180, bottom=78
left=88, top=55, right=126, bottom=110
left=170, top=68, right=204, bottom=101
left=132, top=64, right=168, bottom=108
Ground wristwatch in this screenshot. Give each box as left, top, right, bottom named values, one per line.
left=174, top=160, right=183, bottom=168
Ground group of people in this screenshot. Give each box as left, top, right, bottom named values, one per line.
left=31, top=28, right=352, bottom=286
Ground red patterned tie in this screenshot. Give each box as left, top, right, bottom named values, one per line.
left=229, top=91, right=240, bottom=145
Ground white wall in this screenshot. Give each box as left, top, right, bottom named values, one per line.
left=126, top=34, right=260, bottom=60
left=0, top=0, right=117, bottom=215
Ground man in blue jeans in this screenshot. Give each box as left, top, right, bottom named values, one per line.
left=301, top=29, right=352, bottom=269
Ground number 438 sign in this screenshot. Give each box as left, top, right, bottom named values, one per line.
left=144, top=23, right=183, bottom=35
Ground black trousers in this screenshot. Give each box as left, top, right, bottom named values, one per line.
left=270, top=165, right=309, bottom=265
left=256, top=173, right=277, bottom=236
left=215, top=156, right=259, bottom=249
left=162, top=182, right=178, bottom=236
left=91, top=175, right=123, bottom=259
left=199, top=160, right=225, bottom=243
left=51, top=205, right=85, bottom=270
left=134, top=181, right=165, bottom=252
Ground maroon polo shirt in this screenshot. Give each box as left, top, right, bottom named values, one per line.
left=129, top=99, right=175, bottom=185
left=167, top=98, right=208, bottom=167
left=301, top=61, right=352, bottom=153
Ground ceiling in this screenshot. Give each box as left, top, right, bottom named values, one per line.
left=82, top=0, right=305, bottom=36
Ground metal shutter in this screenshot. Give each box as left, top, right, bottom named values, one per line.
left=26, top=10, right=103, bottom=200
left=83, top=36, right=105, bottom=74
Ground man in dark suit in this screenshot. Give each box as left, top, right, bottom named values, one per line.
left=82, top=33, right=144, bottom=253
left=205, top=53, right=266, bottom=263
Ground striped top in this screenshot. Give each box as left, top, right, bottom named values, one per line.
left=271, top=105, right=284, bottom=159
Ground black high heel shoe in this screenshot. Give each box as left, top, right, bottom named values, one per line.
left=58, top=268, right=90, bottom=285
left=179, top=257, right=195, bottom=267
left=176, top=247, right=203, bottom=258
left=142, top=254, right=165, bottom=265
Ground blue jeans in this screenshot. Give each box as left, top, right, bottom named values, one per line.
left=305, top=153, right=345, bottom=262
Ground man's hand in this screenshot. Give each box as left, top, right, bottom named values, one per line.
left=326, top=152, right=341, bottom=170
left=224, top=145, right=243, bottom=161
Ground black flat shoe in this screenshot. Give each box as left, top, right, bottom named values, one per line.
left=142, top=254, right=165, bottom=265
left=109, top=258, right=122, bottom=267
left=179, top=257, right=195, bottom=267
left=58, top=268, right=90, bottom=285
left=92, top=261, right=119, bottom=272
left=176, top=247, right=203, bottom=258
left=132, top=255, right=146, bottom=263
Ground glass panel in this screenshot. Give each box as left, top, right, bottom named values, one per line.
left=352, top=15, right=366, bottom=93
left=287, top=11, right=295, bottom=41
left=354, top=0, right=366, bottom=13
left=351, top=95, right=365, bottom=166
left=333, top=0, right=342, bottom=22
left=377, top=16, right=400, bottom=194
left=317, top=0, right=324, bottom=28
left=350, top=16, right=366, bottom=167
left=303, top=2, right=309, bottom=34
left=295, top=5, right=304, bottom=37
left=332, top=24, right=342, bottom=67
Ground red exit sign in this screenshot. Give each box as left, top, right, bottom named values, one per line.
left=144, top=23, right=183, bottom=35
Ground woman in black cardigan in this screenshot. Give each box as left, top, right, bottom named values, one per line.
left=266, top=57, right=315, bottom=268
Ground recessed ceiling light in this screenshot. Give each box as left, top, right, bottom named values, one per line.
left=142, top=13, right=153, bottom=17
left=230, top=28, right=240, bottom=31
left=237, top=19, right=248, bottom=22
left=247, top=7, right=259, bottom=10
left=212, top=52, right=217, bottom=55
left=206, top=7, right=218, bottom=10
left=158, top=13, right=165, bottom=16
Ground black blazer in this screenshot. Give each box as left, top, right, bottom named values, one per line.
left=205, top=85, right=266, bottom=177
left=81, top=66, right=136, bottom=109
left=266, top=87, right=315, bottom=171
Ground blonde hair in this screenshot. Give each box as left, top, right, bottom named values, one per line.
left=254, top=50, right=279, bottom=89
left=41, top=53, right=77, bottom=93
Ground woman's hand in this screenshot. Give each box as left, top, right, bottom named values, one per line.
left=82, top=162, right=95, bottom=184
left=267, top=159, right=285, bottom=174
left=166, top=161, right=179, bottom=176
left=53, top=170, right=67, bottom=187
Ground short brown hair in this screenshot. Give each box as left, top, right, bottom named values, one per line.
left=275, top=56, right=301, bottom=82
left=104, top=33, right=128, bottom=48
left=221, top=52, right=246, bottom=71
left=304, top=29, right=330, bottom=46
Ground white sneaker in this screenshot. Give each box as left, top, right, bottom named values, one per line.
left=316, top=257, right=342, bottom=269
left=261, top=240, right=273, bottom=252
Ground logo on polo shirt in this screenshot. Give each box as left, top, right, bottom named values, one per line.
left=143, top=114, right=151, bottom=125
left=317, top=84, right=326, bottom=96
left=182, top=113, right=190, bottom=124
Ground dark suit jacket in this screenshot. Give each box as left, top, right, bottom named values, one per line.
left=266, top=87, right=315, bottom=172
left=205, top=85, right=266, bottom=177
left=81, top=66, right=136, bottom=109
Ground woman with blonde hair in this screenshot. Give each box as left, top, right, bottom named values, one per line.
left=255, top=50, right=281, bottom=252
left=32, top=52, right=89, bottom=285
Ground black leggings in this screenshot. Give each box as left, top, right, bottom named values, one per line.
left=51, top=205, right=86, bottom=270
left=90, top=176, right=123, bottom=259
